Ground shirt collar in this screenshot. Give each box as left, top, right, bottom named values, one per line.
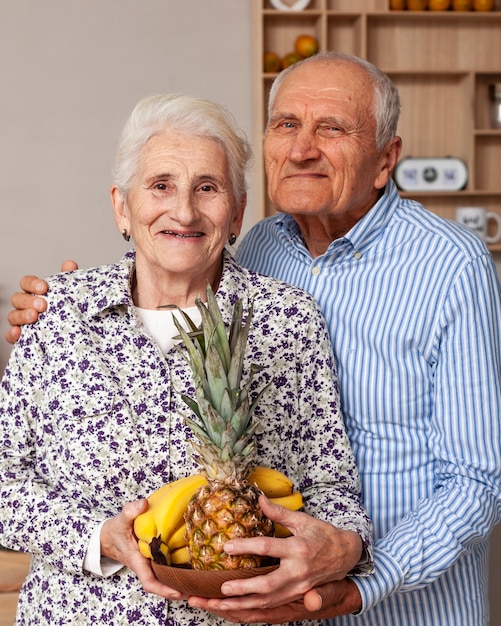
left=85, top=250, right=136, bottom=317
left=86, top=249, right=250, bottom=325
left=342, top=179, right=400, bottom=252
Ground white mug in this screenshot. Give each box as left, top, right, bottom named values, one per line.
left=455, top=207, right=501, bottom=244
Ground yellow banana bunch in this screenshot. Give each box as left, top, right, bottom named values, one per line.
left=270, top=490, right=304, bottom=538
left=170, top=546, right=191, bottom=566
left=133, top=474, right=207, bottom=562
left=168, top=523, right=188, bottom=551
left=269, top=491, right=303, bottom=511
left=134, top=467, right=301, bottom=563
left=247, top=466, right=294, bottom=498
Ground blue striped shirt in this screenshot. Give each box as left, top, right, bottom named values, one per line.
left=236, top=179, right=501, bottom=626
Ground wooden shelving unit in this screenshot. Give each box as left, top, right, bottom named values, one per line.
left=253, top=0, right=501, bottom=251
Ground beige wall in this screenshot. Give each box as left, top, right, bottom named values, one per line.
left=0, top=1, right=499, bottom=622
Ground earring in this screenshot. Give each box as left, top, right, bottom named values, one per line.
left=228, top=233, right=237, bottom=246
left=122, top=228, right=130, bottom=242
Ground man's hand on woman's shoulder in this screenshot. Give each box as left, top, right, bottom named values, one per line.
left=5, top=260, right=79, bottom=344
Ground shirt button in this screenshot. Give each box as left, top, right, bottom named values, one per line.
left=311, top=267, right=320, bottom=275
left=353, top=251, right=362, bottom=260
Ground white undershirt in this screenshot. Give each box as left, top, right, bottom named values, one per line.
left=135, top=305, right=202, bottom=355
left=83, top=303, right=202, bottom=577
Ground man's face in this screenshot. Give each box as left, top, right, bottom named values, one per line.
left=264, top=60, right=391, bottom=226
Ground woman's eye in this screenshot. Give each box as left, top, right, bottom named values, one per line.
left=153, top=182, right=167, bottom=190
left=199, top=184, right=216, bottom=193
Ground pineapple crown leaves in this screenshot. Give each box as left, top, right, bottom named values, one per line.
left=170, top=284, right=269, bottom=463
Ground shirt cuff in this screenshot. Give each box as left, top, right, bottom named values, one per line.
left=350, top=547, right=404, bottom=613
left=83, top=520, right=124, bottom=578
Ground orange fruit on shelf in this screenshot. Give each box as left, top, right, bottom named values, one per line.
left=452, top=0, right=472, bottom=8
left=407, top=0, right=427, bottom=8
left=473, top=0, right=494, bottom=9
left=263, top=52, right=281, bottom=73
left=389, top=0, right=406, bottom=8
left=429, top=0, right=451, bottom=8
left=294, top=35, right=318, bottom=59
left=281, top=51, right=303, bottom=70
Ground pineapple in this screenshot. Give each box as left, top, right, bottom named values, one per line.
left=172, top=284, right=274, bottom=571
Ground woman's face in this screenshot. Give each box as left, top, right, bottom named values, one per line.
left=112, top=129, right=244, bottom=302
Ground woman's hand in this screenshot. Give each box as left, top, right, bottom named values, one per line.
left=5, top=260, right=78, bottom=344
left=188, top=494, right=363, bottom=618
left=100, top=499, right=185, bottom=601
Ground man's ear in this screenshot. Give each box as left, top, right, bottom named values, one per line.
left=231, top=192, right=247, bottom=237
left=375, top=136, right=402, bottom=190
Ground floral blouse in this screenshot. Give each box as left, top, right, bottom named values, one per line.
left=0, top=251, right=372, bottom=626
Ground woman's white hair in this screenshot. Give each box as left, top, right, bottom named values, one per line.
left=113, top=93, right=252, bottom=202
left=267, top=51, right=401, bottom=151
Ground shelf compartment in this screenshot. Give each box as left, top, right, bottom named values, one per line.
left=475, top=136, right=501, bottom=191
left=367, top=14, right=501, bottom=72
left=475, top=72, right=501, bottom=129
left=262, top=13, right=323, bottom=59
left=326, top=14, right=364, bottom=55
left=390, top=72, right=472, bottom=167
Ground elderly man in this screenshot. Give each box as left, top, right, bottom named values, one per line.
left=6, top=53, right=501, bottom=626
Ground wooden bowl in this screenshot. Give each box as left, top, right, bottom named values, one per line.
left=151, top=562, right=278, bottom=598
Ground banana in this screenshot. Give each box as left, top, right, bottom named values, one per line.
left=248, top=466, right=294, bottom=498
left=133, top=506, right=159, bottom=544
left=170, top=546, right=191, bottom=566
left=274, top=523, right=293, bottom=538
left=137, top=538, right=153, bottom=559
left=133, top=474, right=207, bottom=550
left=146, top=479, right=181, bottom=507
left=152, top=474, right=207, bottom=544
left=269, top=491, right=303, bottom=538
left=134, top=476, right=195, bottom=542
left=270, top=490, right=304, bottom=511
left=156, top=542, right=171, bottom=565
left=168, top=523, right=188, bottom=551
left=159, top=541, right=170, bottom=563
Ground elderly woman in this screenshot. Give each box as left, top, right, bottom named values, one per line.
left=0, top=94, right=372, bottom=626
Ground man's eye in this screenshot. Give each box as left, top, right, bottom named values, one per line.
left=318, top=125, right=342, bottom=137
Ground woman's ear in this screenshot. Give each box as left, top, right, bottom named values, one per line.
left=110, top=185, right=129, bottom=233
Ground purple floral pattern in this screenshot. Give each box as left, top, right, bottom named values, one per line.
left=0, top=251, right=372, bottom=626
